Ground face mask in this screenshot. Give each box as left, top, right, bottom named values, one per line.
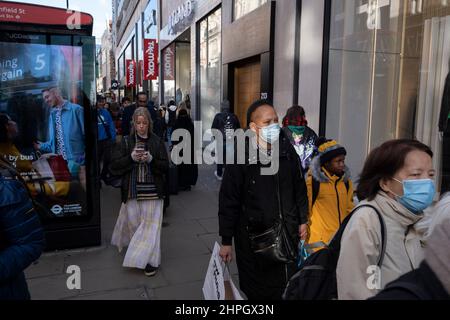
left=288, top=126, right=306, bottom=136
left=392, top=178, right=435, bottom=214
left=257, top=123, right=281, bottom=144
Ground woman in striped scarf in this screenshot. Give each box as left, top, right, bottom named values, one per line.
left=110, top=107, right=169, bottom=276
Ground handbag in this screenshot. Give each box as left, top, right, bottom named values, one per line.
left=248, top=173, right=297, bottom=264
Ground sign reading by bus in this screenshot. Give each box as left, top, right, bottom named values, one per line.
left=126, top=59, right=136, bottom=87
left=144, top=39, right=158, bottom=81
left=0, top=1, right=93, bottom=29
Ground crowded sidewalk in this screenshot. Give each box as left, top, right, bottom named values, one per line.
left=24, top=165, right=241, bottom=300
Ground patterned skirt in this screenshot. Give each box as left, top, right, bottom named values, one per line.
left=111, top=199, right=163, bottom=269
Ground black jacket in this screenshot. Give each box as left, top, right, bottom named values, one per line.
left=370, top=262, right=450, bottom=300
left=172, top=113, right=198, bottom=187
left=218, top=131, right=308, bottom=299
left=439, top=73, right=450, bottom=132
left=0, top=174, right=45, bottom=300
left=109, top=133, right=169, bottom=203
left=211, top=112, right=241, bottom=139
left=121, top=104, right=136, bottom=137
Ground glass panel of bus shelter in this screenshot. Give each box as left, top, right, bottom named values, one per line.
left=0, top=33, right=95, bottom=220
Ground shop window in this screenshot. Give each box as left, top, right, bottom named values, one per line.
left=325, top=0, right=450, bottom=190
left=199, top=8, right=221, bottom=132
left=234, top=0, right=267, bottom=21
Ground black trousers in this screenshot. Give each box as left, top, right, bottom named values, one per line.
left=442, top=120, right=450, bottom=194
left=98, top=139, right=112, bottom=180
left=216, top=142, right=227, bottom=177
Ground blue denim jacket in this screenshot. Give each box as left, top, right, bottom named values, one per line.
left=39, top=101, right=85, bottom=174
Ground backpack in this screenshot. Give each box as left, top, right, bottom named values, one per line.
left=311, top=177, right=350, bottom=207
left=282, top=204, right=386, bottom=300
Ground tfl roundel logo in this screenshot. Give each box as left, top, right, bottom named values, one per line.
left=51, top=205, right=63, bottom=216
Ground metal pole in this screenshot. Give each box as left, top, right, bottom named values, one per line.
left=66, top=0, right=69, bottom=9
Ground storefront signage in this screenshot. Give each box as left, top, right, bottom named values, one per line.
left=168, top=0, right=195, bottom=35
left=163, top=44, right=175, bottom=81
left=111, top=79, right=119, bottom=90
left=144, top=39, right=158, bottom=80
left=0, top=1, right=92, bottom=28
left=126, top=59, right=136, bottom=87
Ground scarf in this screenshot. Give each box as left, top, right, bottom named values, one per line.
left=128, top=136, right=159, bottom=201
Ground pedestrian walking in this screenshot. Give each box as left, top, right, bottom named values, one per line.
left=110, top=107, right=169, bottom=276
left=218, top=100, right=309, bottom=300
left=96, top=95, right=116, bottom=184
left=0, top=157, right=45, bottom=300
left=282, top=105, right=318, bottom=176
left=336, top=139, right=436, bottom=300
left=307, top=137, right=354, bottom=248
left=211, top=100, right=241, bottom=181
left=171, top=107, right=198, bottom=191
left=159, top=104, right=167, bottom=142
left=109, top=102, right=122, bottom=138
left=165, top=100, right=177, bottom=147
left=370, top=193, right=450, bottom=300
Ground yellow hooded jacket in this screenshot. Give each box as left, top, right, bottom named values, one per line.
left=307, top=166, right=354, bottom=246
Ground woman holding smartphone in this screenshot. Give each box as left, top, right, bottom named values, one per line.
left=110, top=107, right=169, bottom=276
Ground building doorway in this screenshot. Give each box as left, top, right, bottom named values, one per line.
left=233, top=57, right=261, bottom=127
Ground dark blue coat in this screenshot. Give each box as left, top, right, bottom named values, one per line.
left=0, top=176, right=45, bottom=300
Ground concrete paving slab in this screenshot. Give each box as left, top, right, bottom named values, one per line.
left=25, top=254, right=65, bottom=279
left=27, top=273, right=80, bottom=300
left=197, top=233, right=221, bottom=253
left=67, top=286, right=152, bottom=300
left=63, top=245, right=125, bottom=272
left=197, top=218, right=219, bottom=234
left=79, top=265, right=169, bottom=294
left=160, top=254, right=210, bottom=286
left=153, top=280, right=204, bottom=300
left=161, top=233, right=210, bottom=260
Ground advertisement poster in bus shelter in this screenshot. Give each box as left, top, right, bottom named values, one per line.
left=0, top=41, right=88, bottom=219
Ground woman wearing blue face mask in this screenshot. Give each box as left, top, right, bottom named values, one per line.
left=336, top=139, right=435, bottom=300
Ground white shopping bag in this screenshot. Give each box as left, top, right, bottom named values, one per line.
left=202, top=242, right=243, bottom=300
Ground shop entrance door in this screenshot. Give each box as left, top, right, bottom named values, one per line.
left=234, top=58, right=261, bottom=127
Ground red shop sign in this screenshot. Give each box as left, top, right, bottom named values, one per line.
left=126, top=59, right=136, bottom=87
left=144, top=39, right=159, bottom=81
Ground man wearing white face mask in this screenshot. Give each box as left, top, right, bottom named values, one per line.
left=218, top=100, right=309, bottom=300
left=336, top=139, right=436, bottom=300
